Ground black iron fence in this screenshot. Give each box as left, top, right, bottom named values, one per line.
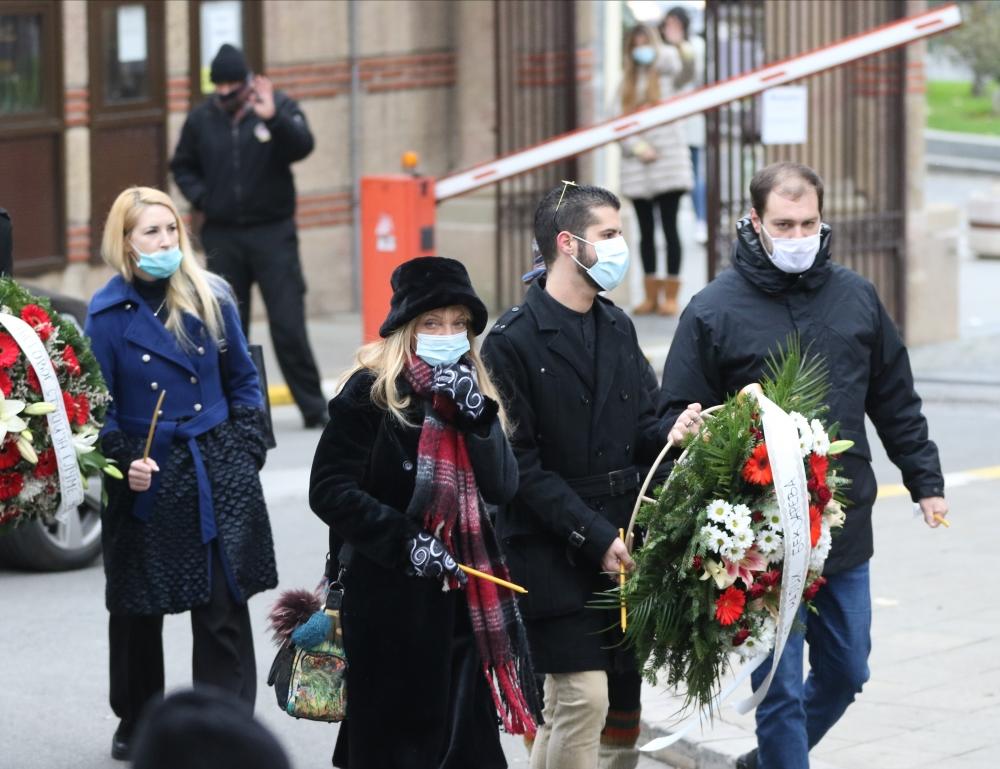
left=494, top=0, right=578, bottom=308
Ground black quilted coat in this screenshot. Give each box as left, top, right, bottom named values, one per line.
left=88, top=276, right=278, bottom=615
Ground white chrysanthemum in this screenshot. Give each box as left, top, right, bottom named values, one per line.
left=720, top=540, right=747, bottom=563
left=761, top=505, right=781, bottom=529
left=701, top=524, right=731, bottom=554
left=791, top=412, right=813, bottom=457
left=809, top=521, right=833, bottom=570
left=17, top=476, right=47, bottom=503
left=757, top=617, right=777, bottom=651
left=810, top=419, right=830, bottom=456
left=766, top=537, right=785, bottom=564
left=706, top=499, right=732, bottom=524
left=730, top=527, right=755, bottom=551
left=733, top=636, right=759, bottom=659
left=756, top=527, right=782, bottom=554
left=727, top=503, right=754, bottom=530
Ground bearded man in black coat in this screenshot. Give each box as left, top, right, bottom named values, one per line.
left=660, top=162, right=948, bottom=769
left=483, top=184, right=685, bottom=769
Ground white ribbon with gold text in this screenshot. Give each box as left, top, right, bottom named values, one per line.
left=640, top=385, right=810, bottom=751
left=0, top=313, right=84, bottom=515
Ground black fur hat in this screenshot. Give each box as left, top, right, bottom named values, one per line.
left=379, top=256, right=488, bottom=338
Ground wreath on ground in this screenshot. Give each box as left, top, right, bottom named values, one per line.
left=0, top=277, right=120, bottom=531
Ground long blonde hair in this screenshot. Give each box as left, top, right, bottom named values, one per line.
left=621, top=24, right=661, bottom=113
left=340, top=313, right=510, bottom=435
left=100, top=186, right=227, bottom=347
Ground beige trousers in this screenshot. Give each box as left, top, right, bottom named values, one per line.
left=530, top=671, right=610, bottom=769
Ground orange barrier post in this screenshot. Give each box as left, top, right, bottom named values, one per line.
left=360, top=175, right=437, bottom=342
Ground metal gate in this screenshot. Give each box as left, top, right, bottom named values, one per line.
left=494, top=0, right=578, bottom=307
left=705, top=0, right=909, bottom=328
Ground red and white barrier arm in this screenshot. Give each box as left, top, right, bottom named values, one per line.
left=435, top=3, right=960, bottom=202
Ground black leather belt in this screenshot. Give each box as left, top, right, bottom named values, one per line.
left=565, top=467, right=641, bottom=499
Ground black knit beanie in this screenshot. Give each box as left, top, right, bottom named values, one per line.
left=210, top=44, right=249, bottom=84
left=380, top=256, right=488, bottom=338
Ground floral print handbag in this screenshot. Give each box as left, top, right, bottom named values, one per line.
left=268, top=575, right=347, bottom=722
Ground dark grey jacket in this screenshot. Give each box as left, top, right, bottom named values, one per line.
left=659, top=218, right=944, bottom=574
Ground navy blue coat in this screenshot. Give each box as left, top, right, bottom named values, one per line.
left=87, top=275, right=277, bottom=615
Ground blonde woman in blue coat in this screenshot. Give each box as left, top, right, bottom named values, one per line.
left=86, top=187, right=277, bottom=761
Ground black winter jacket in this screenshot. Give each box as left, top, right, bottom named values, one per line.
left=659, top=218, right=944, bottom=574
left=482, top=282, right=667, bottom=673
left=169, top=92, right=314, bottom=226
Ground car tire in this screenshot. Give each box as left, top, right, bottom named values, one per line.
left=0, top=486, right=102, bottom=571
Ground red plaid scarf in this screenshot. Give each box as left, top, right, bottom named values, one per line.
left=404, top=358, right=541, bottom=736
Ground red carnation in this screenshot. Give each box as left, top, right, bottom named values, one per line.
left=809, top=453, right=829, bottom=482
left=751, top=509, right=764, bottom=522
left=732, top=627, right=751, bottom=646
left=748, top=582, right=767, bottom=600
left=62, top=391, right=77, bottom=423
left=62, top=345, right=82, bottom=376
left=0, top=471, right=24, bottom=500
left=34, top=448, right=57, bottom=478
left=742, top=443, right=773, bottom=486
left=26, top=366, right=41, bottom=393
left=803, top=576, right=828, bottom=601
left=20, top=304, right=53, bottom=341
left=73, top=393, right=90, bottom=426
left=691, top=555, right=703, bottom=571
left=816, top=485, right=832, bottom=507
left=0, top=438, right=21, bottom=470
left=0, top=369, right=11, bottom=396
left=715, top=586, right=747, bottom=626
left=809, top=504, right=823, bottom=547
left=758, top=569, right=781, bottom=587
left=0, top=332, right=19, bottom=368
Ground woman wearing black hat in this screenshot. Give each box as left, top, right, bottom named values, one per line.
left=309, top=256, right=542, bottom=769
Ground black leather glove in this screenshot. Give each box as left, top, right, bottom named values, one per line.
left=405, top=530, right=467, bottom=586
left=432, top=362, right=485, bottom=421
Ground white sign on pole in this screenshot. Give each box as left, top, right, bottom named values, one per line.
left=117, top=5, right=147, bottom=64
left=761, top=86, right=809, bottom=145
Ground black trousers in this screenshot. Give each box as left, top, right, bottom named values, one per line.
left=201, top=217, right=327, bottom=423
left=108, top=550, right=257, bottom=730
left=632, top=190, right=684, bottom=276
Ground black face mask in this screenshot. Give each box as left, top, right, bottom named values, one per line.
left=217, top=84, right=249, bottom=113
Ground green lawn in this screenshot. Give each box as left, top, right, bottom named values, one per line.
left=927, top=80, right=1000, bottom=135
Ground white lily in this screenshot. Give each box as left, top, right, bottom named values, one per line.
left=72, top=426, right=100, bottom=456
left=23, top=401, right=56, bottom=416
left=0, top=392, right=28, bottom=443
left=16, top=435, right=37, bottom=464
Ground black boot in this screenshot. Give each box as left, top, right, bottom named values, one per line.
left=111, top=720, right=133, bottom=761
left=736, top=748, right=758, bottom=769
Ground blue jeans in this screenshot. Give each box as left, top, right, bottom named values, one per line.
left=749, top=561, right=872, bottom=769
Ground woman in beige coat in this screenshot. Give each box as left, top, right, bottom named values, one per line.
left=619, top=23, right=694, bottom=315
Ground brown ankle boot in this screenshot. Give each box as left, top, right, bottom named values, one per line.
left=633, top=275, right=659, bottom=315
left=659, top=276, right=681, bottom=315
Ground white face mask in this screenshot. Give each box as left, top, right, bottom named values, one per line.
left=570, top=235, right=630, bottom=291
left=760, top=224, right=822, bottom=274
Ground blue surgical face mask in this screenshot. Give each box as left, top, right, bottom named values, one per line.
left=570, top=235, right=631, bottom=291
left=631, top=45, right=656, bottom=66
left=132, top=243, right=184, bottom=279
left=415, top=331, right=470, bottom=368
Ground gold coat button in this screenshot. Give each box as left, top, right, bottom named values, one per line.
left=150, top=382, right=158, bottom=390
left=141, top=354, right=151, bottom=363
left=190, top=376, right=198, bottom=384
left=194, top=403, right=202, bottom=412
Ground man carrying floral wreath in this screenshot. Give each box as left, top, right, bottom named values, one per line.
left=659, top=161, right=947, bottom=769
